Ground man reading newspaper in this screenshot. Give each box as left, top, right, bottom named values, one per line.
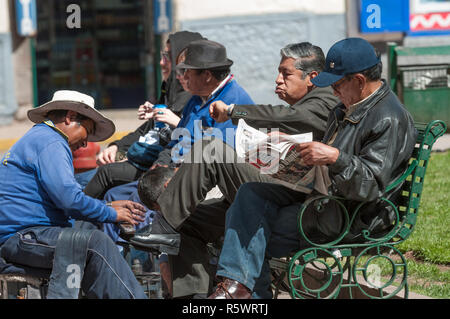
left=235, top=119, right=330, bottom=194
left=208, top=37, right=417, bottom=299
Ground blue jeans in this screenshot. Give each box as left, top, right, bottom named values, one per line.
left=0, top=226, right=147, bottom=299
left=75, top=168, right=98, bottom=188
left=216, top=182, right=308, bottom=299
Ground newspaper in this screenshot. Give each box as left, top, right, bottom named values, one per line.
left=235, top=119, right=330, bottom=194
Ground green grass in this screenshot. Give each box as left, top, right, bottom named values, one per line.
left=356, top=255, right=450, bottom=299
left=397, top=151, right=450, bottom=298
left=398, top=151, right=450, bottom=264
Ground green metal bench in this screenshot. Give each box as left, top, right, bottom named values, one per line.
left=270, top=120, right=447, bottom=299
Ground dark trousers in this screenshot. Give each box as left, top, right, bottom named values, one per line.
left=158, top=138, right=274, bottom=230
left=83, top=161, right=144, bottom=199
left=169, top=199, right=228, bottom=298
left=156, top=138, right=274, bottom=297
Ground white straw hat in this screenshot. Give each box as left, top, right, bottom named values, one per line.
left=27, top=90, right=115, bottom=142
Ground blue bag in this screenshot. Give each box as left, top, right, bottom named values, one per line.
left=126, top=142, right=164, bottom=171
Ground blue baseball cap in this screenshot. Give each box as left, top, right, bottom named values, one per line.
left=311, top=38, right=380, bottom=88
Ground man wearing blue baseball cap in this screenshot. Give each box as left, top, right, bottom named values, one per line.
left=207, top=38, right=418, bottom=299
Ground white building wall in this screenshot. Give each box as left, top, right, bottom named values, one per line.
left=175, top=0, right=345, bottom=20
left=174, top=0, right=347, bottom=105
left=0, top=0, right=10, bottom=33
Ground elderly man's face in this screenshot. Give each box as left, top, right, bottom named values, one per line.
left=183, top=69, right=211, bottom=97
left=331, top=75, right=362, bottom=108
left=275, top=57, right=311, bottom=105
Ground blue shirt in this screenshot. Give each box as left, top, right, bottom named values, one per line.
left=168, top=77, right=254, bottom=162
left=0, top=123, right=117, bottom=244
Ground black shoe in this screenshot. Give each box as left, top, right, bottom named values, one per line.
left=129, top=212, right=180, bottom=255
left=135, top=223, right=152, bottom=236
left=118, top=223, right=136, bottom=241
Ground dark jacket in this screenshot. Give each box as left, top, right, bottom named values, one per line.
left=230, top=86, right=339, bottom=141
left=111, top=31, right=205, bottom=154
left=305, top=81, right=417, bottom=243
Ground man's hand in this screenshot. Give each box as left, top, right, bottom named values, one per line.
left=209, top=101, right=231, bottom=123
left=137, top=101, right=155, bottom=120
left=110, top=200, right=147, bottom=225
left=153, top=108, right=181, bottom=128
left=97, top=145, right=118, bottom=166
left=150, top=163, right=168, bottom=170
left=296, top=142, right=340, bottom=166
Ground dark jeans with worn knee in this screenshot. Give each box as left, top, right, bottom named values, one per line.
left=0, top=226, right=147, bottom=299
left=216, top=182, right=308, bottom=299
left=83, top=161, right=144, bottom=199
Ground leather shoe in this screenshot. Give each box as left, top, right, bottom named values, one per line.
left=208, top=278, right=251, bottom=299
left=118, top=223, right=136, bottom=241
left=129, top=212, right=180, bottom=255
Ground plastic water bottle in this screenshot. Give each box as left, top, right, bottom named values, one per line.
left=153, top=104, right=167, bottom=130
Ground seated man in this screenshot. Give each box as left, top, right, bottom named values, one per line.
left=0, top=90, right=147, bottom=299
left=207, top=38, right=418, bottom=299
left=101, top=38, right=254, bottom=231
left=132, top=42, right=340, bottom=298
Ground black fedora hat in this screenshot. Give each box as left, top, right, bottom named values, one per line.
left=176, top=39, right=233, bottom=70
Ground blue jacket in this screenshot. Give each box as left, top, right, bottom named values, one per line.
left=0, top=123, right=116, bottom=244
left=167, top=77, right=254, bottom=162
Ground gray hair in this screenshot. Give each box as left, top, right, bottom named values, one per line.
left=280, top=42, right=325, bottom=79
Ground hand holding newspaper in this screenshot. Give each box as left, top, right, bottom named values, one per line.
left=235, top=119, right=330, bottom=194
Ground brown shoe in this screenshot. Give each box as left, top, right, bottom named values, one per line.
left=208, top=278, right=251, bottom=299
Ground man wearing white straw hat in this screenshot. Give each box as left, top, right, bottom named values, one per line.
left=0, top=90, right=148, bottom=299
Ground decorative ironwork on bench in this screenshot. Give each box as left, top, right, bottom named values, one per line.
left=270, top=120, right=446, bottom=299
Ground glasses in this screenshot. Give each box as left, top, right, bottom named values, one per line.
left=176, top=68, right=187, bottom=77
left=331, top=76, right=352, bottom=92
left=160, top=51, right=170, bottom=62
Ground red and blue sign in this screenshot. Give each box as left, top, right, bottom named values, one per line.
left=360, top=0, right=450, bottom=36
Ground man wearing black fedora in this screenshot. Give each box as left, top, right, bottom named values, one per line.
left=96, top=39, right=252, bottom=231
left=148, top=38, right=254, bottom=167
left=0, top=90, right=148, bottom=298
left=101, top=38, right=253, bottom=236
left=96, top=38, right=253, bottom=285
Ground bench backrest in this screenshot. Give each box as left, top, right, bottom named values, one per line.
left=388, top=120, right=447, bottom=244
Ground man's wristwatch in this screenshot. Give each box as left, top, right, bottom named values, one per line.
left=226, top=104, right=235, bottom=117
